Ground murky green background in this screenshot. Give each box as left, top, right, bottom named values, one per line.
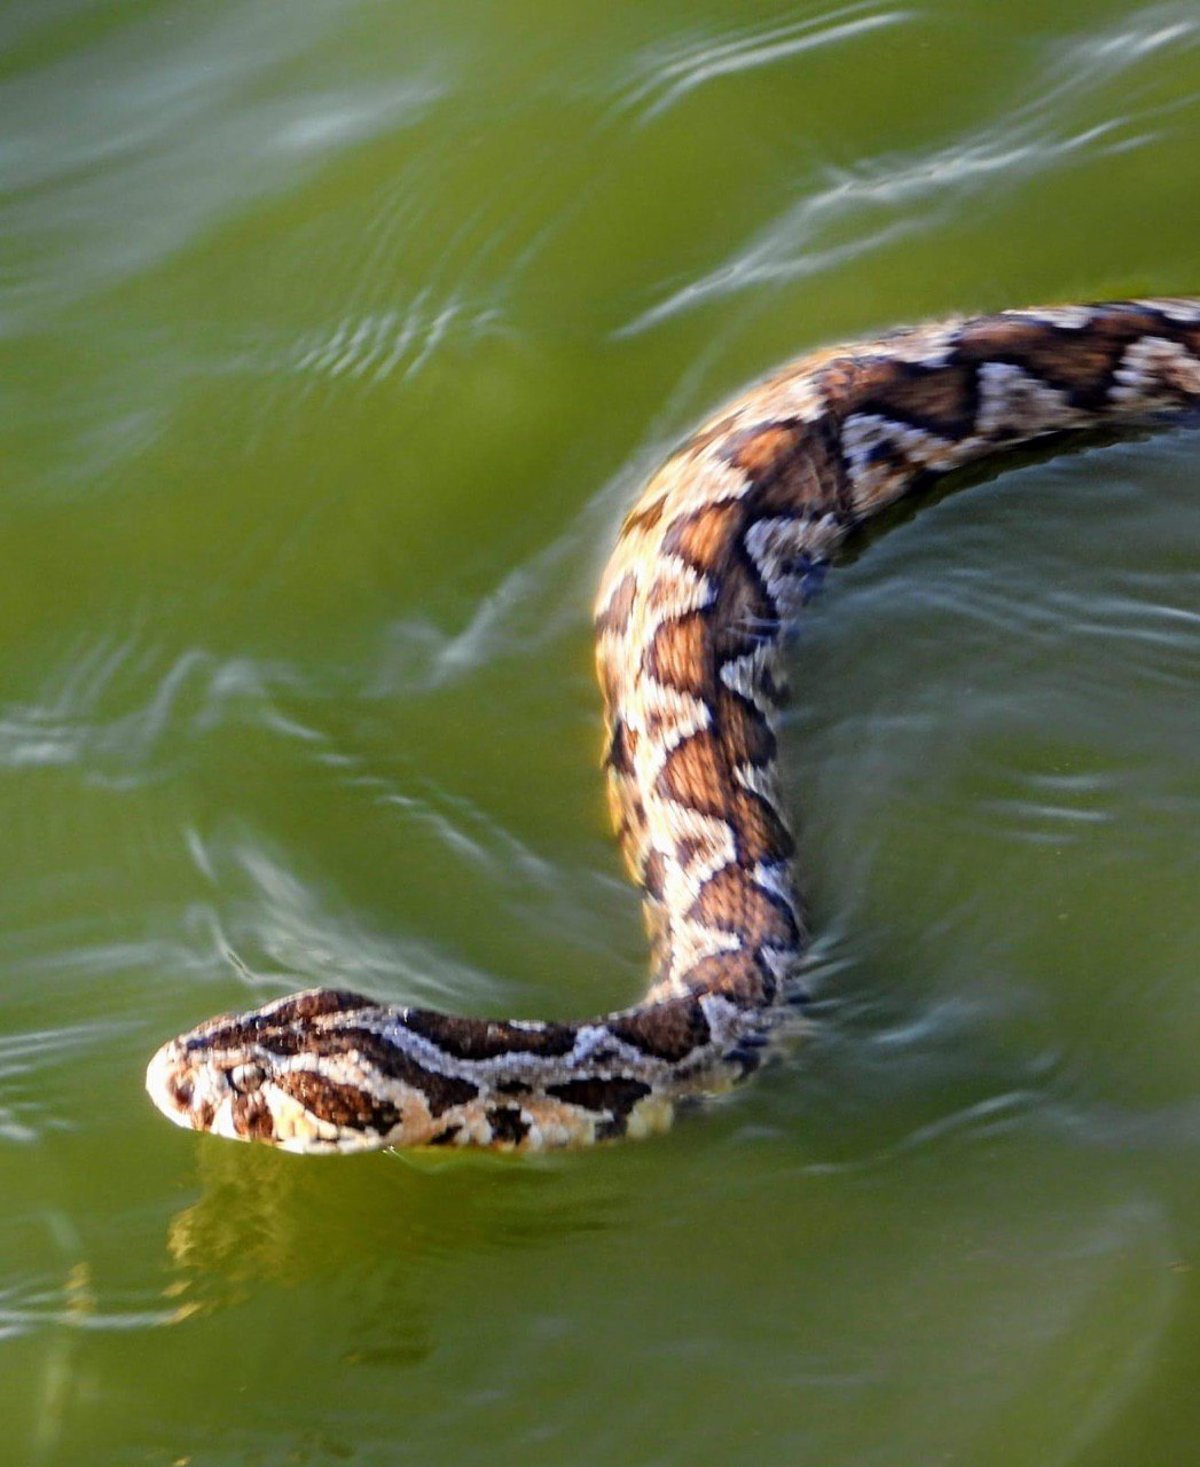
left=2, top=2, right=1199, bottom=1463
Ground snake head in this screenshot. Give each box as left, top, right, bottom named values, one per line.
left=145, top=985, right=693, bottom=1152
left=144, top=987, right=425, bottom=1155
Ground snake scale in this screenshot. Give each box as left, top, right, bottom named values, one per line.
left=146, top=298, right=1200, bottom=1154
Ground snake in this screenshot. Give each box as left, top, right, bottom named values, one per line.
left=145, top=297, right=1200, bottom=1154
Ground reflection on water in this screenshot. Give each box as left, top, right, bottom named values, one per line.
left=2, top=0, right=1200, bottom=1462
left=165, top=1141, right=614, bottom=1285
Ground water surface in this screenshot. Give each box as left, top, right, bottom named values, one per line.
left=2, top=2, right=1200, bottom=1463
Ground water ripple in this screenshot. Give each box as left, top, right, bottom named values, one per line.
left=288, top=292, right=506, bottom=387
left=0, top=4, right=444, bottom=327
left=364, top=338, right=743, bottom=696
left=618, top=123, right=1130, bottom=337
left=0, top=637, right=323, bottom=782
left=0, top=1019, right=134, bottom=1145
left=615, top=3, right=910, bottom=124
left=368, top=490, right=610, bottom=694
left=181, top=825, right=509, bottom=1011
left=617, top=2, right=1200, bottom=336
left=0, top=1274, right=189, bottom=1339
left=1052, top=3, right=1200, bottom=83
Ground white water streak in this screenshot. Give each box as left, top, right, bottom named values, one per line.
left=619, top=4, right=910, bottom=123
left=618, top=2, right=1200, bottom=336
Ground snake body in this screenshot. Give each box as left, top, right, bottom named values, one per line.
left=146, top=298, right=1200, bottom=1153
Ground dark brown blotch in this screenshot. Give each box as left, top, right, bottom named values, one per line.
left=266, top=989, right=372, bottom=1026
left=642, top=847, right=667, bottom=902
left=486, top=1107, right=531, bottom=1146
left=850, top=358, right=978, bottom=439
left=546, top=1076, right=652, bottom=1126
left=674, top=832, right=709, bottom=869
left=496, top=1078, right=532, bottom=1097
left=680, top=950, right=775, bottom=1006
left=621, top=493, right=669, bottom=536
left=171, top=1069, right=216, bottom=1132
left=595, top=571, right=638, bottom=637
left=727, top=419, right=849, bottom=519
left=709, top=546, right=780, bottom=661
left=687, top=867, right=799, bottom=950
left=730, top=787, right=795, bottom=865
left=714, top=686, right=776, bottom=769
left=605, top=717, right=637, bottom=776
left=273, top=1069, right=403, bottom=1133
left=814, top=355, right=867, bottom=416
left=190, top=988, right=373, bottom=1057
left=259, top=1027, right=316, bottom=1057
left=294, top=1025, right=480, bottom=1117
left=727, top=420, right=807, bottom=480
left=609, top=998, right=711, bottom=1063
left=655, top=730, right=730, bottom=818
left=957, top=308, right=1165, bottom=409
left=644, top=610, right=713, bottom=699
left=660, top=499, right=745, bottom=575
left=402, top=1010, right=578, bottom=1062
left=230, top=1092, right=277, bottom=1141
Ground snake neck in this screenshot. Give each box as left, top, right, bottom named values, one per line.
left=148, top=297, right=1200, bottom=1153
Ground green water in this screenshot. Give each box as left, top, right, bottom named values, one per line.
left=3, top=2, right=1200, bottom=1463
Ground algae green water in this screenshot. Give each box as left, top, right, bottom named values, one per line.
left=2, top=2, right=1200, bottom=1463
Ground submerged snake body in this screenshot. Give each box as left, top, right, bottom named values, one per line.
left=146, top=298, right=1200, bottom=1153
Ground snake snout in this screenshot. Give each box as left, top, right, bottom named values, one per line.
left=145, top=1038, right=227, bottom=1133
left=145, top=1039, right=190, bottom=1126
